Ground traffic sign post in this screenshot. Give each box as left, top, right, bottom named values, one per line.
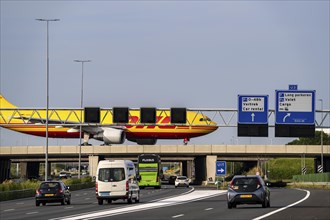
left=238, top=95, right=269, bottom=137
left=275, top=89, right=316, bottom=137
left=216, top=161, right=226, bottom=189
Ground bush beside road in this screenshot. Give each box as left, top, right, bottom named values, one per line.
left=0, top=177, right=94, bottom=201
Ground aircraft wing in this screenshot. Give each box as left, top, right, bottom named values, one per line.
left=10, top=116, right=126, bottom=135
left=11, top=115, right=78, bottom=125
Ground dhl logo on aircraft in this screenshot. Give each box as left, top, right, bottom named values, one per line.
left=0, top=94, right=218, bottom=145
left=126, top=116, right=175, bottom=129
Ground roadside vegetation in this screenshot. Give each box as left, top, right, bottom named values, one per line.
left=0, top=176, right=94, bottom=201
left=287, top=182, right=330, bottom=190
left=0, top=176, right=93, bottom=192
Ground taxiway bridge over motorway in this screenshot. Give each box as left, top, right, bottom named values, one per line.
left=1, top=144, right=329, bottom=182
left=1, top=144, right=329, bottom=159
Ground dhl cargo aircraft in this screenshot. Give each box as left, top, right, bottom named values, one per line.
left=0, top=95, right=218, bottom=145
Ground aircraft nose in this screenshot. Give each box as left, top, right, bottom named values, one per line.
left=210, top=121, right=218, bottom=127
left=209, top=122, right=218, bottom=131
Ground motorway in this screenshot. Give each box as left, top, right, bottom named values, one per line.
left=1, top=186, right=329, bottom=220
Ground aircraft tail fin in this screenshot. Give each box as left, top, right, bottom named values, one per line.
left=0, top=95, right=17, bottom=108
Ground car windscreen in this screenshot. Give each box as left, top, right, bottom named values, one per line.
left=177, top=177, right=187, bottom=180
left=40, top=182, right=60, bottom=189
left=98, top=168, right=125, bottom=182
left=139, top=167, right=158, bottom=172
left=232, top=177, right=260, bottom=191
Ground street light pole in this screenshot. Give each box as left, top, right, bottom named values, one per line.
left=36, top=18, right=60, bottom=181
left=74, top=60, right=91, bottom=179
left=318, top=99, right=324, bottom=172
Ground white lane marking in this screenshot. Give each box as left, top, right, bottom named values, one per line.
left=149, top=187, right=195, bottom=203
left=85, top=198, right=91, bottom=200
left=252, top=189, right=311, bottom=220
left=65, top=207, right=74, bottom=209
left=49, top=190, right=227, bottom=220
left=16, top=202, right=24, bottom=205
left=172, top=214, right=184, bottom=218
left=205, top=208, right=213, bottom=211
left=26, top=212, right=39, bottom=215
left=3, top=209, right=15, bottom=212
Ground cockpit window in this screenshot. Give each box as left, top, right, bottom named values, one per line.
left=199, top=117, right=211, bottom=122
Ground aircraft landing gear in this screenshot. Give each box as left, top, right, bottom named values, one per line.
left=82, top=133, right=91, bottom=146
left=183, top=138, right=190, bottom=145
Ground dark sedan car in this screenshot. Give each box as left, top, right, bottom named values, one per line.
left=227, top=175, right=270, bottom=209
left=35, top=181, right=71, bottom=206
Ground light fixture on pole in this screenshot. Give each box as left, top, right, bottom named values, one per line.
left=318, top=98, right=324, bottom=172
left=74, top=59, right=91, bottom=179
left=36, top=18, right=60, bottom=181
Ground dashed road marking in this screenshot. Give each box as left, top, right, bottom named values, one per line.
left=172, top=214, right=184, bottom=218
left=26, top=212, right=38, bottom=215
left=205, top=208, right=213, bottom=211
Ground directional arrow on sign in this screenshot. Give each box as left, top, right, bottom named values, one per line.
left=251, top=113, right=255, bottom=122
left=216, top=161, right=226, bottom=176
left=283, top=113, right=291, bottom=122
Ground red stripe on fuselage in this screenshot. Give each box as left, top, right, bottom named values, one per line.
left=3, top=124, right=217, bottom=139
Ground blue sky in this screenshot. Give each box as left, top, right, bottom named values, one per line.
left=1, top=1, right=329, bottom=146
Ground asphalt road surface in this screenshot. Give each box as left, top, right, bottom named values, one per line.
left=1, top=186, right=329, bottom=220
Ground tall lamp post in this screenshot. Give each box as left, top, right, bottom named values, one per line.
left=36, top=18, right=60, bottom=181
left=318, top=99, right=324, bottom=172
left=74, top=60, right=91, bottom=179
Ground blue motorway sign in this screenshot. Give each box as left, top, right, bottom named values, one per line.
left=275, top=90, right=315, bottom=125
left=216, top=161, right=226, bottom=176
left=238, top=95, right=268, bottom=124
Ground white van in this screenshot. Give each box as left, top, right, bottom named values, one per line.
left=96, top=160, right=140, bottom=205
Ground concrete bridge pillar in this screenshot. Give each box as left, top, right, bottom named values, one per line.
left=194, top=155, right=217, bottom=184
left=0, top=159, right=11, bottom=182
left=194, top=156, right=206, bottom=184
left=20, top=162, right=40, bottom=179
left=182, top=161, right=187, bottom=177
left=206, top=155, right=217, bottom=183
left=186, top=160, right=193, bottom=179
left=89, top=155, right=99, bottom=177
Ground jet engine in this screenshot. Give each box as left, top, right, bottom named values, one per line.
left=93, top=127, right=126, bottom=145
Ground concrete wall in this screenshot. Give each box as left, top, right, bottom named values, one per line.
left=1, top=145, right=330, bottom=157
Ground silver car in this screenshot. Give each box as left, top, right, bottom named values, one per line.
left=227, top=175, right=270, bottom=209
left=59, top=171, right=71, bottom=179
left=175, top=176, right=189, bottom=188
